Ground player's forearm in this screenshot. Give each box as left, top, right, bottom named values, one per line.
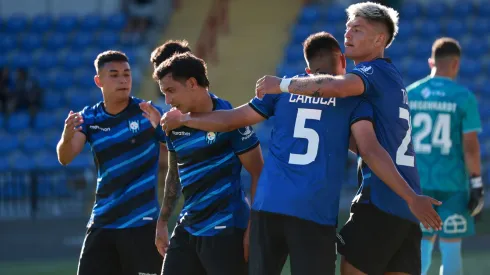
left=249, top=174, right=259, bottom=205
left=360, top=146, right=416, bottom=204
left=464, top=143, right=481, bottom=177
left=184, top=110, right=250, bottom=132
left=287, top=75, right=342, bottom=98
left=56, top=138, right=76, bottom=166
left=159, top=152, right=181, bottom=223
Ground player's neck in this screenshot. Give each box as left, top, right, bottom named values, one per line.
left=190, top=89, right=213, bottom=113
left=430, top=68, right=454, bottom=80
left=353, top=50, right=383, bottom=65
left=103, top=97, right=131, bottom=115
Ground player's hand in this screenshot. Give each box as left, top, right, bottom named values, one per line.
left=408, top=195, right=443, bottom=231
left=139, top=101, right=162, bottom=129
left=243, top=221, right=250, bottom=262
left=255, top=75, right=282, bottom=99
left=468, top=177, right=484, bottom=216
left=161, top=108, right=186, bottom=135
left=155, top=220, right=170, bottom=258
left=62, top=111, right=83, bottom=141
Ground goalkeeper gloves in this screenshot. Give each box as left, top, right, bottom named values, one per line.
left=468, top=176, right=484, bottom=217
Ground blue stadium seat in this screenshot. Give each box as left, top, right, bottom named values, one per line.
left=292, top=25, right=312, bottom=44
left=400, top=2, right=421, bottom=18
left=285, top=44, right=304, bottom=63
left=445, top=20, right=465, bottom=38
left=463, top=39, right=487, bottom=58
left=397, top=21, right=415, bottom=41
left=20, top=33, right=42, bottom=51
left=105, top=13, right=127, bottom=31
left=79, top=14, right=102, bottom=32
left=459, top=59, right=481, bottom=78
left=5, top=14, right=28, bottom=33
left=9, top=152, right=35, bottom=171
left=35, top=51, right=57, bottom=71
left=34, top=150, right=60, bottom=170
left=69, top=153, right=93, bottom=169
left=55, top=15, right=78, bottom=33
left=21, top=131, right=46, bottom=151
left=44, top=129, right=61, bottom=150
left=61, top=52, right=84, bottom=70
left=325, top=4, right=346, bottom=22
left=419, top=20, right=441, bottom=38
left=0, top=35, right=17, bottom=52
left=97, top=31, right=120, bottom=49
left=71, top=32, right=94, bottom=49
left=7, top=112, right=30, bottom=133
left=425, top=2, right=447, bottom=19
left=451, top=2, right=473, bottom=18
left=53, top=72, right=74, bottom=90
left=30, top=14, right=53, bottom=33
left=478, top=1, right=490, bottom=17
left=386, top=43, right=408, bottom=59
left=34, top=111, right=57, bottom=130
left=472, top=18, right=490, bottom=36
left=0, top=132, right=19, bottom=154
left=76, top=70, right=95, bottom=89
left=298, top=5, right=319, bottom=25
left=45, top=32, right=68, bottom=51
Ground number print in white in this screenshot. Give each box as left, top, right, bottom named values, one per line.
left=396, top=107, right=415, bottom=167
left=413, top=113, right=452, bottom=155
left=288, top=108, right=322, bottom=165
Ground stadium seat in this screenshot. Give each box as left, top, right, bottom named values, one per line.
left=298, top=5, right=319, bottom=25
left=0, top=132, right=19, bottom=154
left=34, top=150, right=60, bottom=170
left=71, top=32, right=94, bottom=49
left=105, top=13, right=127, bottom=31
left=97, top=31, right=120, bottom=49
left=33, top=111, right=58, bottom=130
left=55, top=14, right=78, bottom=33
left=79, top=14, right=102, bottom=32
left=19, top=33, right=43, bottom=51
left=30, top=14, right=53, bottom=33
left=445, top=20, right=465, bottom=39
left=9, top=152, right=35, bottom=171
left=7, top=112, right=31, bottom=133
left=292, top=25, right=313, bottom=44
left=396, top=21, right=415, bottom=41
left=0, top=35, right=17, bottom=52
left=425, top=2, right=447, bottom=19
left=5, top=14, right=28, bottom=34
left=45, top=32, right=68, bottom=51
left=451, top=2, right=473, bottom=18
left=471, top=18, right=490, bottom=36
left=325, top=4, right=346, bottom=23
left=400, top=2, right=421, bottom=18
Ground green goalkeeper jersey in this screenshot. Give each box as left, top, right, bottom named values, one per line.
left=407, top=76, right=482, bottom=192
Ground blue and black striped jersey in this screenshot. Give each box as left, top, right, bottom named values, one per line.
left=165, top=93, right=259, bottom=236
left=79, top=97, right=166, bottom=229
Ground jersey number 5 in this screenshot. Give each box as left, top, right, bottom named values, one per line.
left=289, top=108, right=321, bottom=165
left=396, top=107, right=415, bottom=167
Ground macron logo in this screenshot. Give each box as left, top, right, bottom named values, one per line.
left=89, top=125, right=110, bottom=132
left=172, top=131, right=191, bottom=136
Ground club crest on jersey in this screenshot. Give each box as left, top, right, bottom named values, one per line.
left=206, top=131, right=216, bottom=144
left=238, top=126, right=254, bottom=140
left=128, top=120, right=140, bottom=133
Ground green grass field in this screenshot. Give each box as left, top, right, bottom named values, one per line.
left=2, top=207, right=489, bottom=275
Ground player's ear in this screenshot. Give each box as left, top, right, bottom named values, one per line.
left=305, top=67, right=311, bottom=74
left=94, top=74, right=102, bottom=88
left=452, top=58, right=460, bottom=71
left=428, top=58, right=435, bottom=69
left=340, top=53, right=346, bottom=69
left=187, top=77, right=198, bottom=89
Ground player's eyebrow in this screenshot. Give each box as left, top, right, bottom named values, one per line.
left=109, top=69, right=131, bottom=73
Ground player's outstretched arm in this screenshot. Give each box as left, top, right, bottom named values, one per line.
left=464, top=132, right=485, bottom=216
left=162, top=104, right=265, bottom=134
left=255, top=74, right=364, bottom=99
left=56, top=111, right=86, bottom=165
left=237, top=145, right=264, bottom=262
left=351, top=120, right=443, bottom=230
left=155, top=151, right=181, bottom=257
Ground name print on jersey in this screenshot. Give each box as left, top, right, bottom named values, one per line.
left=289, top=94, right=336, bottom=106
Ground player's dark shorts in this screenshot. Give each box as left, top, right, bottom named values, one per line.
left=249, top=210, right=337, bottom=275
left=78, top=222, right=163, bottom=275
left=161, top=224, right=247, bottom=275
left=337, top=203, right=422, bottom=275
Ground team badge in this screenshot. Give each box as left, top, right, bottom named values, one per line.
left=128, top=120, right=140, bottom=133
left=206, top=131, right=216, bottom=144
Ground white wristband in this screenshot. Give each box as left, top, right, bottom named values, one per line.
left=471, top=177, right=483, bottom=188
left=280, top=78, right=292, bottom=93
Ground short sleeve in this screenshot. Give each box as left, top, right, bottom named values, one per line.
left=349, top=63, right=378, bottom=98
left=350, top=100, right=374, bottom=126
left=151, top=103, right=168, bottom=143
left=248, top=94, right=280, bottom=119
left=462, top=93, right=482, bottom=133
left=230, top=126, right=260, bottom=155
left=78, top=106, right=92, bottom=140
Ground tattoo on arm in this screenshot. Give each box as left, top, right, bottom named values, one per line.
left=288, top=76, right=333, bottom=97
left=159, top=151, right=181, bottom=222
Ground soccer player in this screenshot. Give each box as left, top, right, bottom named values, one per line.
left=407, top=38, right=484, bottom=275
left=158, top=32, right=441, bottom=275
left=255, top=2, right=444, bottom=274
left=56, top=50, right=165, bottom=275
left=141, top=52, right=263, bottom=275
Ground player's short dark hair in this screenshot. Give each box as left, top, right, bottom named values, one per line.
left=303, top=32, right=342, bottom=62
left=153, top=52, right=210, bottom=88
left=94, top=50, right=129, bottom=72
left=150, top=40, right=192, bottom=68
left=432, top=37, right=461, bottom=60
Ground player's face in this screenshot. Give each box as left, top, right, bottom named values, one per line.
left=307, top=53, right=346, bottom=76
left=158, top=74, right=194, bottom=113
left=95, top=61, right=132, bottom=101
left=344, top=17, right=379, bottom=61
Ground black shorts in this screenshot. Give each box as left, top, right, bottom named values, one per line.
left=78, top=222, right=163, bottom=275
left=249, top=210, right=337, bottom=275
left=337, top=203, right=421, bottom=275
left=161, top=224, right=247, bottom=275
